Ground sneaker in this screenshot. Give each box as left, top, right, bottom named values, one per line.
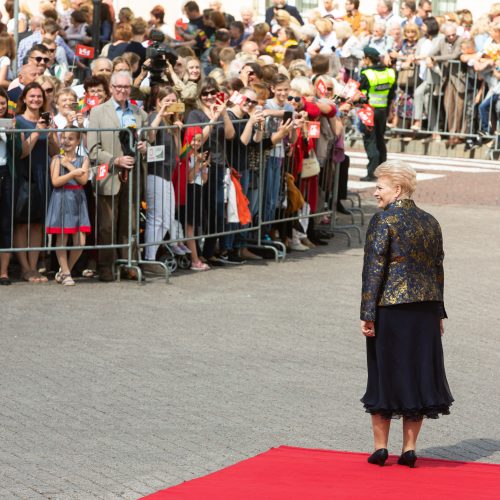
left=262, top=234, right=272, bottom=242
left=190, top=261, right=210, bottom=271
left=170, top=244, right=186, bottom=256
left=288, top=241, right=309, bottom=252
left=217, top=252, right=246, bottom=265
left=226, top=252, right=246, bottom=264
left=178, top=243, right=191, bottom=254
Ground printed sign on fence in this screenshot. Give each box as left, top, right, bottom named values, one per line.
left=76, top=44, right=95, bottom=59
left=147, top=145, right=165, bottom=163
left=96, top=163, right=109, bottom=181
left=307, top=121, right=321, bottom=139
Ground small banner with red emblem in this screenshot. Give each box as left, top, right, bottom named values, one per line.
left=315, top=79, right=328, bottom=97
left=76, top=44, right=95, bottom=59
left=307, top=121, right=321, bottom=139
left=96, top=163, right=109, bottom=181
left=357, top=104, right=375, bottom=128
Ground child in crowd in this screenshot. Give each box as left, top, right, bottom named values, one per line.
left=46, top=127, right=91, bottom=286
left=263, top=73, right=295, bottom=239
left=174, top=126, right=210, bottom=271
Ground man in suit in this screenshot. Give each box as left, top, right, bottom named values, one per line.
left=87, top=71, right=148, bottom=281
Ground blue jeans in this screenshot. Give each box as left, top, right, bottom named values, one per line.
left=263, top=156, right=283, bottom=228
left=479, top=94, right=498, bottom=134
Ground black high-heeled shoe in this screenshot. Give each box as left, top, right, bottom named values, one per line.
left=367, top=448, right=389, bottom=466
left=398, top=450, right=417, bottom=468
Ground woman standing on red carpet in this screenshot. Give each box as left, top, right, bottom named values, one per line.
left=360, top=160, right=453, bottom=468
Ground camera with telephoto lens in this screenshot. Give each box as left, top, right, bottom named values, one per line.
left=144, top=29, right=178, bottom=86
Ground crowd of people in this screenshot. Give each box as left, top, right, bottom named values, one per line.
left=0, top=0, right=498, bottom=285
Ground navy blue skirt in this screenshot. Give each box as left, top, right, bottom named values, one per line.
left=361, top=301, right=454, bottom=420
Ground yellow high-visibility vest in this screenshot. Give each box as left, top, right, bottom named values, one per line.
left=362, top=68, right=396, bottom=108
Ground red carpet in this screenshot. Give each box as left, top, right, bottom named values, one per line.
left=143, top=446, right=500, bottom=499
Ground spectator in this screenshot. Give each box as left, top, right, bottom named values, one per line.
left=345, top=0, right=363, bottom=36
left=102, top=24, right=133, bottom=60
left=426, top=23, right=464, bottom=146
left=417, top=0, right=433, bottom=21
left=149, top=5, right=174, bottom=39
left=35, top=75, right=59, bottom=114
left=265, top=1, right=304, bottom=28
left=308, top=18, right=337, bottom=55
left=185, top=77, right=235, bottom=266
left=144, top=86, right=189, bottom=265
left=240, top=7, right=255, bottom=38
left=209, top=1, right=235, bottom=27
left=0, top=33, right=14, bottom=89
left=412, top=16, right=441, bottom=138
left=400, top=0, right=423, bottom=28
left=87, top=71, right=148, bottom=282
left=8, top=64, right=42, bottom=103
left=14, top=82, right=59, bottom=283
left=65, top=8, right=91, bottom=50
left=375, top=0, right=402, bottom=26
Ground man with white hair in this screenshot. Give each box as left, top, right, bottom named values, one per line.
left=87, top=71, right=148, bottom=281
left=374, top=0, right=402, bottom=25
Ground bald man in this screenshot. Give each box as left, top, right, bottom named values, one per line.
left=7, top=64, right=43, bottom=103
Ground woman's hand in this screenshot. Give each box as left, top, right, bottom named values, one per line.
left=361, top=320, right=375, bottom=337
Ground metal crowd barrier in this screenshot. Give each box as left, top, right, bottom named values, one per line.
left=392, top=59, right=499, bottom=147
left=0, top=119, right=362, bottom=284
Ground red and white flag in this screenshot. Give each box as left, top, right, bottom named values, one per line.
left=76, top=44, right=95, bottom=59
left=96, top=163, right=109, bottom=181
left=307, top=121, right=321, bottom=139
left=229, top=91, right=247, bottom=105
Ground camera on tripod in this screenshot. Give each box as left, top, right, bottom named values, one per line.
left=144, top=29, right=178, bottom=86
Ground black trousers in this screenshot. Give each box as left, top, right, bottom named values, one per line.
left=361, top=107, right=388, bottom=177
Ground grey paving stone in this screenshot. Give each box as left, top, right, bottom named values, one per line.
left=1, top=201, right=499, bottom=498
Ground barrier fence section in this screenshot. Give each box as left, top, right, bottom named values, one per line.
left=391, top=59, right=499, bottom=148
left=0, top=119, right=362, bottom=283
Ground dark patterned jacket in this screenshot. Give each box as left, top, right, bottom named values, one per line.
left=360, top=199, right=446, bottom=321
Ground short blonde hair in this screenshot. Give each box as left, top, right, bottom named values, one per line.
left=290, top=75, right=314, bottom=96
left=374, top=160, right=417, bottom=196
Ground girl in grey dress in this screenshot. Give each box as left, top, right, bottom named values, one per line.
left=46, top=128, right=90, bottom=285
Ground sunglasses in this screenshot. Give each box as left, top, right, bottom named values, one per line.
left=31, top=56, right=50, bottom=63
left=44, top=87, right=54, bottom=94
left=244, top=99, right=258, bottom=106
left=326, top=87, right=333, bottom=91
left=287, top=96, right=301, bottom=102
left=201, top=89, right=217, bottom=97
left=45, top=48, right=56, bottom=53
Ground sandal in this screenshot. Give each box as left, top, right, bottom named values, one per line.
left=22, top=270, right=42, bottom=283
left=61, top=274, right=75, bottom=286
left=34, top=271, right=48, bottom=283
left=55, top=268, right=63, bottom=284
left=82, top=269, right=96, bottom=278
left=190, top=261, right=210, bottom=271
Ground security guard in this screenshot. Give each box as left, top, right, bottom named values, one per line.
left=358, top=47, right=396, bottom=181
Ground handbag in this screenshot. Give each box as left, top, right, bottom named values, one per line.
left=15, top=176, right=44, bottom=224
left=301, top=150, right=320, bottom=179
left=397, top=63, right=416, bottom=88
